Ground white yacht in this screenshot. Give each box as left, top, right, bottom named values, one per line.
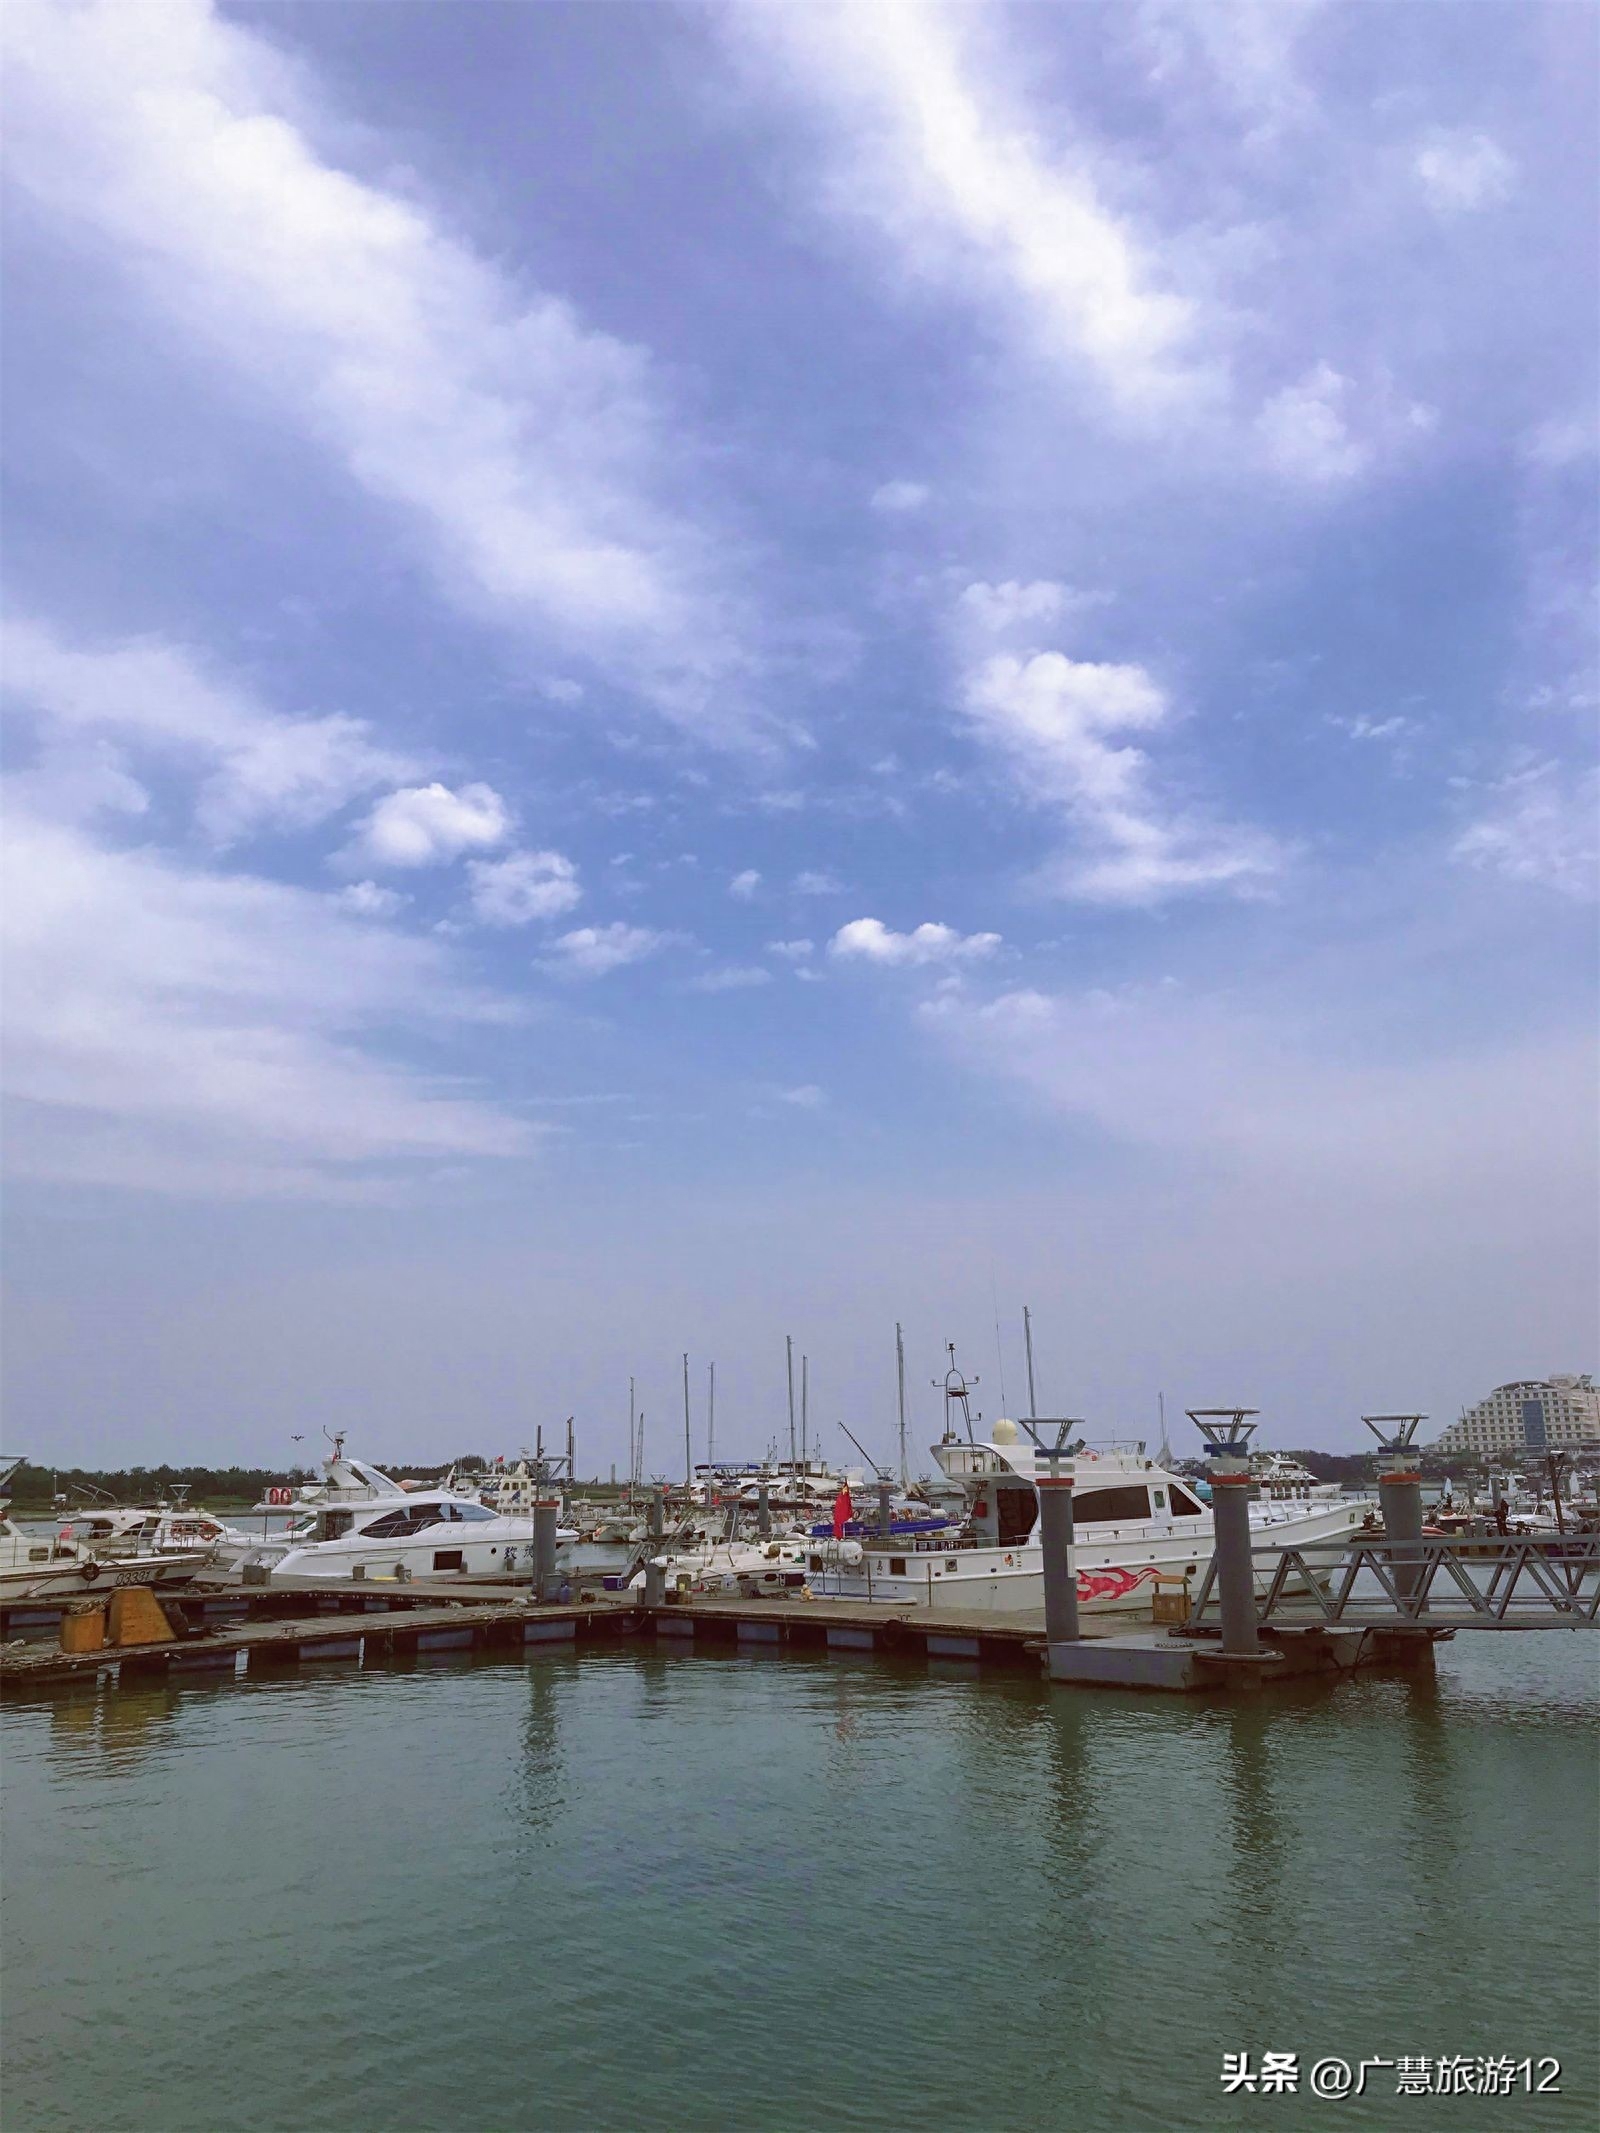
left=57, top=1501, right=262, bottom=1573
left=0, top=1461, right=207, bottom=1598
left=625, top=1533, right=814, bottom=1599
left=242, top=1446, right=576, bottom=1582
left=804, top=1421, right=1371, bottom=1615
left=1248, top=1450, right=1343, bottom=1502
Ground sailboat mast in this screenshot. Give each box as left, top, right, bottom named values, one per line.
left=786, top=1335, right=797, bottom=1474
left=682, top=1352, right=691, bottom=1493
left=801, top=1354, right=808, bottom=1471
left=708, top=1361, right=716, bottom=1471
left=1023, top=1306, right=1037, bottom=1418
left=895, top=1321, right=908, bottom=1487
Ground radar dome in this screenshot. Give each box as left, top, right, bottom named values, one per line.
left=992, top=1418, right=1019, bottom=1444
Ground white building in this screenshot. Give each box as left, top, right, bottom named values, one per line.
left=1431, top=1375, right=1600, bottom=1458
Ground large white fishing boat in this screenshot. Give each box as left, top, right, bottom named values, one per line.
left=804, top=1420, right=1371, bottom=1615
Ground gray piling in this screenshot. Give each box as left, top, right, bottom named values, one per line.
left=1377, top=1453, right=1427, bottom=1605
left=1036, top=1460, right=1080, bottom=1646
left=756, top=1478, right=771, bottom=1538
left=1207, top=1458, right=1261, bottom=1657
left=532, top=1497, right=560, bottom=1603
left=643, top=1484, right=666, bottom=1609
left=877, top=1479, right=893, bottom=1539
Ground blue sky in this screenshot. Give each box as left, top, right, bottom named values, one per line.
left=3, top=0, right=1596, bottom=1470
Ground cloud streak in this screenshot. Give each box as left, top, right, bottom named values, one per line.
left=3, top=810, right=532, bottom=1199
left=4, top=0, right=754, bottom=731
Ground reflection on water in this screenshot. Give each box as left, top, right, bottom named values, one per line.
left=2, top=1635, right=1596, bottom=2133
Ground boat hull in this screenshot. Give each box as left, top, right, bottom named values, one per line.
left=0, top=1551, right=207, bottom=1599
left=806, top=1499, right=1370, bottom=1614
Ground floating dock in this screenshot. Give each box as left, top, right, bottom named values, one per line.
left=0, top=1579, right=1461, bottom=1696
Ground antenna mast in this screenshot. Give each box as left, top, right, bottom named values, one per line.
left=786, top=1335, right=797, bottom=1473
left=895, top=1321, right=908, bottom=1486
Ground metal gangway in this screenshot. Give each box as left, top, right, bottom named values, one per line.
left=1183, top=1531, right=1600, bottom=1634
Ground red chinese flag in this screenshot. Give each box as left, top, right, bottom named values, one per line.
left=831, top=1486, right=853, bottom=1538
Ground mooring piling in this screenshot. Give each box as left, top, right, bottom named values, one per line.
left=1190, top=1409, right=1262, bottom=1658
left=642, top=1485, right=666, bottom=1608
left=1026, top=1420, right=1082, bottom=1648
left=1366, top=1414, right=1428, bottom=1604
left=532, top=1496, right=561, bottom=1602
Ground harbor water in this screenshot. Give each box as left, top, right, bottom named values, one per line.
left=3, top=1635, right=1595, bottom=2132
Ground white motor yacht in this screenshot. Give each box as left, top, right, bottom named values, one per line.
left=243, top=1446, right=577, bottom=1582
left=0, top=1461, right=207, bottom=1598
left=57, top=1501, right=263, bottom=1573
left=805, top=1420, right=1371, bottom=1615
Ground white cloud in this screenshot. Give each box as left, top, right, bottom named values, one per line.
left=539, top=923, right=682, bottom=977
left=964, top=650, right=1168, bottom=811
left=688, top=964, right=774, bottom=993
left=1131, top=0, right=1323, bottom=139
left=467, top=850, right=581, bottom=926
left=957, top=580, right=1076, bottom=634
left=728, top=868, right=762, bottom=900
left=961, top=648, right=1282, bottom=904
left=1453, top=765, right=1598, bottom=901
left=356, top=782, right=511, bottom=868
left=870, top=479, right=931, bottom=512
left=1255, top=363, right=1369, bottom=486
left=4, top=0, right=752, bottom=728
left=1414, top=128, right=1516, bottom=215
left=1, top=614, right=417, bottom=841
left=924, top=976, right=1594, bottom=1195
left=793, top=868, right=844, bottom=895
left=725, top=0, right=1207, bottom=421
left=766, top=938, right=815, bottom=960
left=2, top=809, right=530, bottom=1199
left=830, top=917, right=1002, bottom=966
left=775, top=1083, right=826, bottom=1108
left=336, top=880, right=409, bottom=920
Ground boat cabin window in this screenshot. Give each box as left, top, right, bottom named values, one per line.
left=889, top=1558, right=906, bottom=1576
left=995, top=1486, right=1036, bottom=1544
left=1169, top=1485, right=1204, bottom=1517
left=321, top=1511, right=355, bottom=1540
left=454, top=1502, right=496, bottom=1522
left=361, top=1506, right=424, bottom=1539
left=1074, top=1485, right=1151, bottom=1525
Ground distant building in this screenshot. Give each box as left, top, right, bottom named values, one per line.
left=1431, top=1375, right=1600, bottom=1458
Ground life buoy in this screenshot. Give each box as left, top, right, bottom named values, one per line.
left=78, top=1559, right=101, bottom=1581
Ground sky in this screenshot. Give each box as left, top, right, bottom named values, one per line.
left=2, top=0, right=1596, bottom=1476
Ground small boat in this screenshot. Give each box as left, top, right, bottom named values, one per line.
left=0, top=1460, right=206, bottom=1598
left=625, top=1533, right=814, bottom=1599
left=54, top=1493, right=264, bottom=1573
